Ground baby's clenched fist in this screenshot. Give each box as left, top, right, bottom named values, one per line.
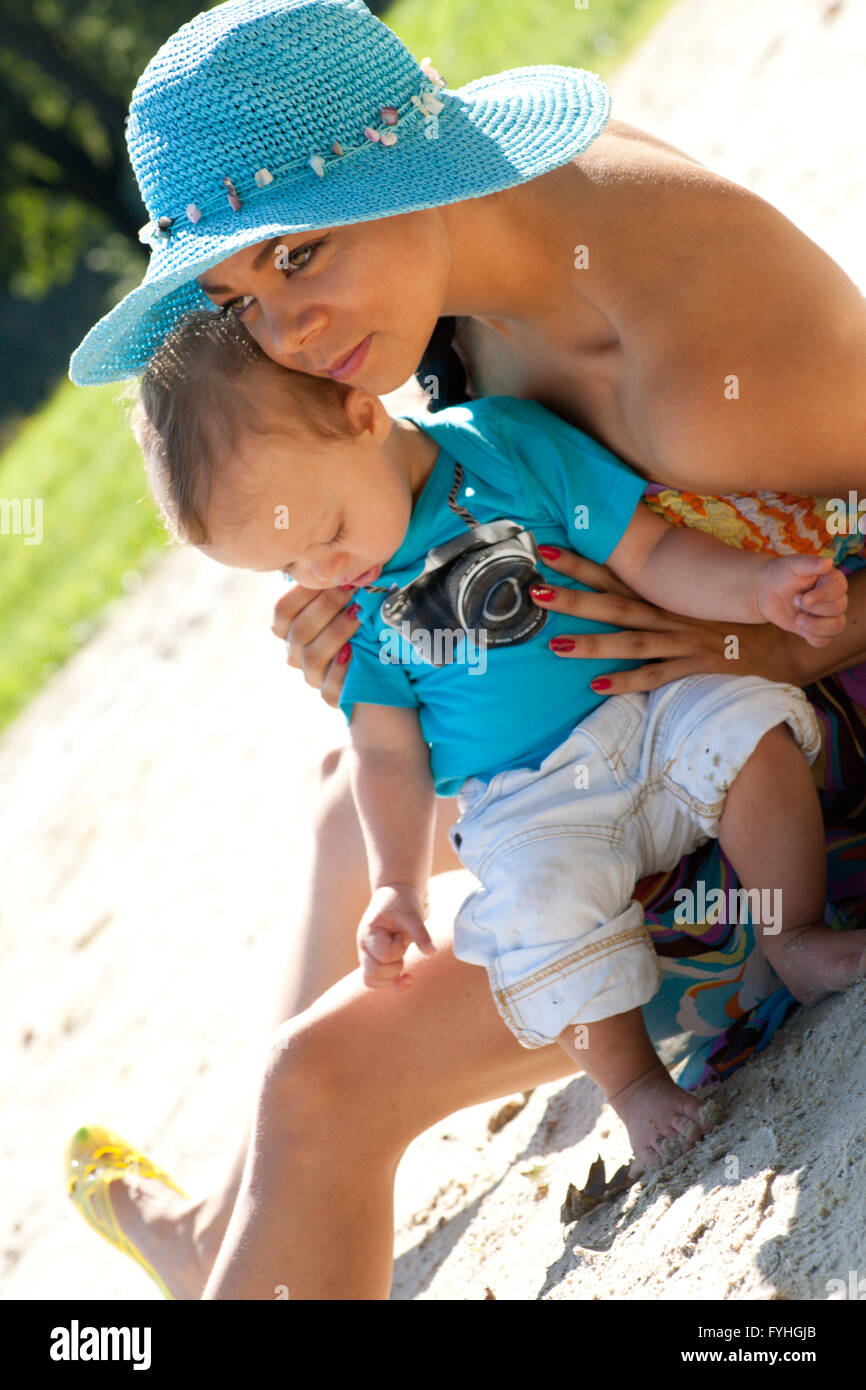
left=357, top=884, right=436, bottom=989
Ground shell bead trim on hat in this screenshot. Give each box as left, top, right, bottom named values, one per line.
left=135, top=70, right=448, bottom=243
left=420, top=56, right=446, bottom=86
left=137, top=216, right=175, bottom=248
left=411, top=90, right=445, bottom=118
left=222, top=176, right=242, bottom=211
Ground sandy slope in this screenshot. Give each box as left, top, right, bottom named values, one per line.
left=2, top=0, right=864, bottom=1301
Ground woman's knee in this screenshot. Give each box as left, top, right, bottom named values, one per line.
left=264, top=1013, right=337, bottom=1100
left=259, top=1013, right=409, bottom=1158
left=317, top=742, right=348, bottom=788
left=313, top=743, right=357, bottom=826
left=256, top=1017, right=351, bottom=1152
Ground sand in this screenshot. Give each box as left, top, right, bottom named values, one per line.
left=2, top=0, right=864, bottom=1301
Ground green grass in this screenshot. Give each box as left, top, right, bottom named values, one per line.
left=385, top=0, right=676, bottom=85
left=0, top=379, right=169, bottom=730
left=0, top=0, right=676, bottom=735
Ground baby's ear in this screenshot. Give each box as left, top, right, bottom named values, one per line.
left=340, top=384, right=388, bottom=440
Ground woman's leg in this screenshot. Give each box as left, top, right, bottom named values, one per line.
left=107, top=742, right=572, bottom=1297
left=203, top=929, right=578, bottom=1300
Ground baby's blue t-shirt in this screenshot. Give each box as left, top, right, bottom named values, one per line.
left=339, top=395, right=649, bottom=796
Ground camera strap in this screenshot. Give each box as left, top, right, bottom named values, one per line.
left=362, top=461, right=479, bottom=592
left=446, top=462, right=480, bottom=528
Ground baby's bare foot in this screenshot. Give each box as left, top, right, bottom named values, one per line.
left=610, top=1064, right=706, bottom=1170
left=761, top=922, right=866, bottom=1006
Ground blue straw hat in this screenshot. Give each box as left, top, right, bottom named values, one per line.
left=68, top=0, right=611, bottom=387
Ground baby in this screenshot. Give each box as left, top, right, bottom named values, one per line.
left=131, top=310, right=866, bottom=1168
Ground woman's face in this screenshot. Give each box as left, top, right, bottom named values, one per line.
left=195, top=210, right=452, bottom=395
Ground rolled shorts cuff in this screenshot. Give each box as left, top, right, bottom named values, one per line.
left=458, top=899, right=663, bottom=1049
left=655, top=675, right=823, bottom=839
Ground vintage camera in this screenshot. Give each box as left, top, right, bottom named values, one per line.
left=380, top=519, right=548, bottom=664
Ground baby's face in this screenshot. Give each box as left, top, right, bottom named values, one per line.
left=199, top=396, right=414, bottom=590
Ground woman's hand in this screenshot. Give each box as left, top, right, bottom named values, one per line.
left=531, top=546, right=805, bottom=692
left=271, top=581, right=361, bottom=707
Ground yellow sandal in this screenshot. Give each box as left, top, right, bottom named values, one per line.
left=64, top=1124, right=188, bottom=1300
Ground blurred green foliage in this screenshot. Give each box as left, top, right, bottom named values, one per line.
left=0, top=0, right=204, bottom=296
left=0, top=377, right=168, bottom=729
left=387, top=0, right=671, bottom=85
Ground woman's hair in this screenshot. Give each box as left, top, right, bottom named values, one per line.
left=414, top=316, right=470, bottom=413
left=126, top=309, right=353, bottom=546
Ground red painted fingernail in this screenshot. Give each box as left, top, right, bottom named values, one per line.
left=336, top=644, right=352, bottom=665
left=346, top=603, right=361, bottom=618
left=537, top=545, right=561, bottom=560
left=549, top=637, right=575, bottom=653
left=530, top=585, right=555, bottom=601
left=591, top=678, right=611, bottom=690
left=338, top=583, right=356, bottom=592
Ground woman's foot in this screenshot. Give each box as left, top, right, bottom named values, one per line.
left=64, top=1124, right=233, bottom=1300
left=104, top=1178, right=226, bottom=1300
left=762, top=922, right=866, bottom=1006
left=609, top=1063, right=706, bottom=1170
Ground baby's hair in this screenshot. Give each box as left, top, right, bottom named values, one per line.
left=125, top=309, right=353, bottom=546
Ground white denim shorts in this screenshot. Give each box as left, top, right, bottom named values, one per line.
left=449, top=673, right=822, bottom=1049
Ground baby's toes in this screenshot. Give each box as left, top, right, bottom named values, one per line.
left=657, top=1123, right=702, bottom=1164
left=647, top=1118, right=685, bottom=1159
left=644, top=1134, right=682, bottom=1167
left=676, top=1094, right=703, bottom=1126
left=641, top=1132, right=673, bottom=1167
left=672, top=1116, right=704, bottom=1151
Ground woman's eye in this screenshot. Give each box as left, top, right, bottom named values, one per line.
left=220, top=294, right=255, bottom=319
left=279, top=240, right=322, bottom=276
left=326, top=522, right=344, bottom=547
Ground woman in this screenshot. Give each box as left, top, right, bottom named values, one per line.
left=66, top=0, right=866, bottom=1298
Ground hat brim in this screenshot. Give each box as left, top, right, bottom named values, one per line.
left=69, top=66, right=610, bottom=386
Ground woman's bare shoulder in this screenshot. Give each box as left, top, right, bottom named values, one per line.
left=569, top=122, right=866, bottom=492
left=575, top=117, right=863, bottom=324
left=579, top=115, right=710, bottom=171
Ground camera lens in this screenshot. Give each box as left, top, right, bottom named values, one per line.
left=448, top=546, right=547, bottom=646
left=481, top=575, right=522, bottom=623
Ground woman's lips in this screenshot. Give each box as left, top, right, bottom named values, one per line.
left=327, top=334, right=372, bottom=380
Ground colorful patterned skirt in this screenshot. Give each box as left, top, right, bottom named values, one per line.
left=637, top=485, right=866, bottom=1087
